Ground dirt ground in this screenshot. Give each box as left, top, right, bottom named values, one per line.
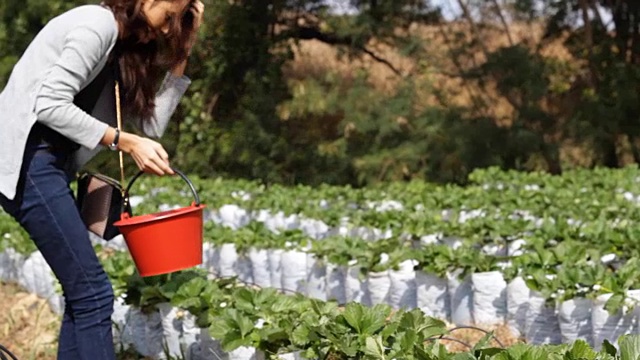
left=441, top=323, right=524, bottom=352
left=0, top=282, right=58, bottom=360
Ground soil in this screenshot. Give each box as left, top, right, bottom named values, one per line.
left=0, top=282, right=58, bottom=360
left=440, top=323, right=524, bottom=352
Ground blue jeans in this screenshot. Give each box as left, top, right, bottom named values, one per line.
left=0, top=130, right=115, bottom=359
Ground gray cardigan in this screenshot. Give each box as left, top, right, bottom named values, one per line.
left=0, top=5, right=190, bottom=200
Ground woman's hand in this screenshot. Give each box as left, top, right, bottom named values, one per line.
left=185, top=0, right=204, bottom=54
left=117, top=132, right=174, bottom=176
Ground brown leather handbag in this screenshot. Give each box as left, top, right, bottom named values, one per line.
left=76, top=80, right=128, bottom=240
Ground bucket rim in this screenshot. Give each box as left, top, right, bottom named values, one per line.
left=114, top=204, right=206, bottom=227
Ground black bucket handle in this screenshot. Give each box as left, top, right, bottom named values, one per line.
left=122, top=168, right=201, bottom=217
left=0, top=344, right=18, bottom=360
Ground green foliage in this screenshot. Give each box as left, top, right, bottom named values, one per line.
left=4, top=0, right=640, bottom=189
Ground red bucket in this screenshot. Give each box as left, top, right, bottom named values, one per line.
left=114, top=169, right=204, bottom=277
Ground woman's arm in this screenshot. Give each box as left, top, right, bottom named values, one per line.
left=132, top=71, right=191, bottom=138
left=99, top=127, right=174, bottom=175
left=133, top=0, right=204, bottom=138
left=34, top=20, right=118, bottom=149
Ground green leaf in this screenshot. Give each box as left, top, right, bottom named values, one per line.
left=342, top=303, right=388, bottom=336
left=399, top=330, right=418, bottom=353
left=475, top=347, right=505, bottom=359
left=231, top=310, right=255, bottom=338
left=291, top=325, right=311, bottom=346
left=471, top=332, right=495, bottom=352
left=209, top=320, right=232, bottom=340
left=619, top=335, right=640, bottom=360
left=569, top=339, right=597, bottom=359
left=604, top=294, right=625, bottom=315
left=364, top=336, right=386, bottom=359
left=451, top=353, right=476, bottom=360
left=234, top=288, right=257, bottom=313
left=271, top=295, right=300, bottom=313
left=497, top=344, right=540, bottom=360
left=223, top=337, right=252, bottom=352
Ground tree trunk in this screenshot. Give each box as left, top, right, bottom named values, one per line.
left=541, top=144, right=562, bottom=175
left=601, top=136, right=620, bottom=168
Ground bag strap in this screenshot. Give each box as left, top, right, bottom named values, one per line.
left=115, top=80, right=125, bottom=192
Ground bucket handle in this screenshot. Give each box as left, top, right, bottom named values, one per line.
left=122, top=168, right=201, bottom=217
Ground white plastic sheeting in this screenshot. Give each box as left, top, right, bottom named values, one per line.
left=112, top=296, right=131, bottom=347
left=298, top=218, right=330, bottom=240
left=153, top=304, right=202, bottom=359
left=261, top=211, right=301, bottom=233
left=447, top=271, right=474, bottom=326
left=213, top=205, right=250, bottom=229
left=268, top=249, right=284, bottom=291
left=228, top=346, right=260, bottom=360
left=120, top=308, right=165, bottom=358
left=0, top=247, right=25, bottom=283
left=249, top=247, right=271, bottom=288
left=218, top=243, right=239, bottom=278
left=89, top=232, right=128, bottom=252
left=591, top=293, right=637, bottom=349
left=6, top=244, right=640, bottom=355
left=367, top=270, right=391, bottom=305
left=388, top=260, right=417, bottom=309
left=4, top=192, right=640, bottom=354
left=415, top=271, right=449, bottom=321
left=326, top=263, right=347, bottom=304
left=17, top=251, right=63, bottom=314
left=345, top=265, right=370, bottom=306
left=471, top=271, right=507, bottom=325
left=506, top=277, right=531, bottom=337
left=557, top=297, right=593, bottom=344
left=202, top=243, right=220, bottom=276
left=524, top=292, right=562, bottom=345
left=305, top=254, right=327, bottom=300
left=280, top=250, right=308, bottom=294
left=190, top=330, right=226, bottom=360
left=234, top=253, right=254, bottom=284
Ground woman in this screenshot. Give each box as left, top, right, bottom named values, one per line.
left=0, top=0, right=204, bottom=358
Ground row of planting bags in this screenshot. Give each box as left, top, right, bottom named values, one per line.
left=1, top=202, right=639, bottom=357
left=190, top=242, right=640, bottom=349
left=199, top=204, right=640, bottom=349
left=0, top=245, right=299, bottom=360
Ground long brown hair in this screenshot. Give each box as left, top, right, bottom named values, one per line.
left=102, top=0, right=194, bottom=121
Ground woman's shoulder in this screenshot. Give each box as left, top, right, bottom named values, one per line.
left=51, top=5, right=118, bottom=40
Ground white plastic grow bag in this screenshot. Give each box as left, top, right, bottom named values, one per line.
left=415, top=271, right=450, bottom=321
left=249, top=247, right=271, bottom=288
left=367, top=270, right=391, bottom=305
left=281, top=249, right=308, bottom=294
left=557, top=297, right=593, bottom=344
left=218, top=243, right=239, bottom=278
left=447, top=270, right=474, bottom=325
left=471, top=271, right=507, bottom=325
left=345, top=265, right=370, bottom=306
left=305, top=253, right=327, bottom=300
left=524, top=292, right=562, bottom=345
left=326, top=263, right=347, bottom=304
left=506, top=277, right=530, bottom=337
left=388, top=260, right=417, bottom=309
left=268, top=248, right=284, bottom=291
left=591, top=292, right=638, bottom=349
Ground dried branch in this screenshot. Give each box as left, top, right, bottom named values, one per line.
left=589, top=0, right=606, bottom=29
left=291, top=24, right=403, bottom=77
left=455, top=0, right=490, bottom=56
left=489, top=0, right=514, bottom=46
